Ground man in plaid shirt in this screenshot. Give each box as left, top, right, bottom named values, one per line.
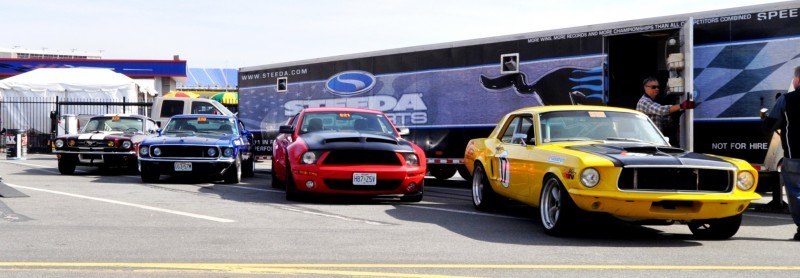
left=636, top=77, right=694, bottom=133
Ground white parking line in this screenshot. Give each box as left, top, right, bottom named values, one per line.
left=6, top=183, right=236, bottom=223
left=1, top=160, right=62, bottom=174
left=224, top=185, right=283, bottom=193
left=271, top=204, right=392, bottom=226
left=745, top=213, right=793, bottom=220
left=403, top=205, right=530, bottom=220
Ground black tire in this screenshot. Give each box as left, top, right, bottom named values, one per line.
left=271, top=159, right=286, bottom=189
left=400, top=181, right=424, bottom=202
left=457, top=165, right=472, bottom=182
left=243, top=153, right=255, bottom=178
left=285, top=165, right=303, bottom=201
left=128, top=159, right=140, bottom=174
left=539, top=175, right=578, bottom=236
left=688, top=214, right=742, bottom=240
left=140, top=164, right=159, bottom=183
left=224, top=155, right=242, bottom=184
left=58, top=154, right=77, bottom=175
left=472, top=163, right=498, bottom=211
left=430, top=166, right=457, bottom=180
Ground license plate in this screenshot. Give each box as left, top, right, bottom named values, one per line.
left=352, top=173, right=377, bottom=186
left=174, top=162, right=192, bottom=171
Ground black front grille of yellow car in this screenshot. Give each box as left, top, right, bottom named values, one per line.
left=324, top=179, right=403, bottom=191
left=322, top=150, right=401, bottom=165
left=618, top=168, right=732, bottom=192
left=155, top=146, right=216, bottom=158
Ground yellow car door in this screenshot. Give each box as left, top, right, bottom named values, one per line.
left=492, top=114, right=535, bottom=199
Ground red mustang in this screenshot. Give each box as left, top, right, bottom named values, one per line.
left=272, top=108, right=426, bottom=202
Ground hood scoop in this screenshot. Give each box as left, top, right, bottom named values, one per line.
left=324, top=137, right=361, bottom=144
left=323, top=136, right=397, bottom=145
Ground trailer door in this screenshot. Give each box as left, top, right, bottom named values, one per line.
left=678, top=17, right=694, bottom=151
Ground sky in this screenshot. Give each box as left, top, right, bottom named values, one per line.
left=0, top=0, right=791, bottom=69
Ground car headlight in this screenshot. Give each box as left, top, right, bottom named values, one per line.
left=68, top=140, right=76, bottom=147
left=139, top=146, right=149, bottom=156
left=121, top=141, right=132, bottom=149
left=737, top=171, right=755, bottom=191
left=153, top=147, right=162, bottom=156
left=580, top=168, right=600, bottom=188
left=208, top=148, right=218, bottom=157
left=107, top=140, right=115, bottom=147
left=54, top=139, right=64, bottom=148
left=301, top=151, right=319, bottom=164
left=223, top=148, right=234, bottom=157
left=403, top=153, right=419, bottom=166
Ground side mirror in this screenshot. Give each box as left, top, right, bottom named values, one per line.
left=397, top=127, right=410, bottom=136
left=279, top=125, right=294, bottom=134
left=156, top=128, right=163, bottom=135
left=760, top=108, right=769, bottom=120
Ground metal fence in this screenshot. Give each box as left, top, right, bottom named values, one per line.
left=1, top=97, right=152, bottom=153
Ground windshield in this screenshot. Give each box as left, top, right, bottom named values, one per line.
left=163, top=117, right=238, bottom=135
left=539, top=110, right=668, bottom=145
left=82, top=117, right=144, bottom=133
left=299, top=112, right=397, bottom=136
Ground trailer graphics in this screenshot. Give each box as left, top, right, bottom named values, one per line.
left=240, top=2, right=800, bottom=182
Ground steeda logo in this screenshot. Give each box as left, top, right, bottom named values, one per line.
left=325, top=71, right=376, bottom=96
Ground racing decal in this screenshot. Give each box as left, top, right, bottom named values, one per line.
left=480, top=66, right=605, bottom=106
left=547, top=155, right=565, bottom=164
left=325, top=71, right=376, bottom=96
left=563, top=168, right=576, bottom=180
left=498, top=150, right=510, bottom=188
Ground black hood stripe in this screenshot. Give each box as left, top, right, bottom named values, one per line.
left=300, top=131, right=413, bottom=152
left=566, top=143, right=733, bottom=168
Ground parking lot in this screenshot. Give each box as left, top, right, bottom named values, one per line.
left=1, top=154, right=800, bottom=277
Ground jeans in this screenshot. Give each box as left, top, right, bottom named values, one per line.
left=780, top=159, right=800, bottom=227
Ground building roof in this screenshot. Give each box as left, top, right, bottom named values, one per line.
left=178, top=68, right=237, bottom=89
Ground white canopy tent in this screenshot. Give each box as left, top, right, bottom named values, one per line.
left=0, top=68, right=149, bottom=132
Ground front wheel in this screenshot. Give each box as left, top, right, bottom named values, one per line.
left=472, top=163, right=497, bottom=211
left=539, top=176, right=577, bottom=236
left=285, top=166, right=304, bottom=201
left=688, top=214, right=742, bottom=240
left=223, top=155, right=242, bottom=184
left=58, top=155, right=77, bottom=175
left=140, top=164, right=159, bottom=183
left=242, top=153, right=255, bottom=178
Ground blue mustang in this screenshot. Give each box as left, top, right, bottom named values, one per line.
left=138, top=114, right=255, bottom=183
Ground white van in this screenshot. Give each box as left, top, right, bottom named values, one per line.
left=150, top=97, right=235, bottom=126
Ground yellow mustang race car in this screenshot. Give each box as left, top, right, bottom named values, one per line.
left=464, top=105, right=760, bottom=239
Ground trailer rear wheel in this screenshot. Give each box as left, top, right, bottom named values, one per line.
left=457, top=165, right=472, bottom=182
left=430, top=166, right=456, bottom=180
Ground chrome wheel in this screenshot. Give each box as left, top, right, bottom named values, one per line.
left=472, top=166, right=484, bottom=207
left=540, top=178, right=562, bottom=230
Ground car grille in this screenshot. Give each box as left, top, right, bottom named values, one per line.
left=78, top=140, right=108, bottom=147
left=322, top=150, right=402, bottom=165
left=324, top=179, right=403, bottom=191
left=153, top=146, right=218, bottom=158
left=618, top=167, right=732, bottom=192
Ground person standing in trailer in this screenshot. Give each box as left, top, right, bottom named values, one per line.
left=636, top=77, right=694, bottom=144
